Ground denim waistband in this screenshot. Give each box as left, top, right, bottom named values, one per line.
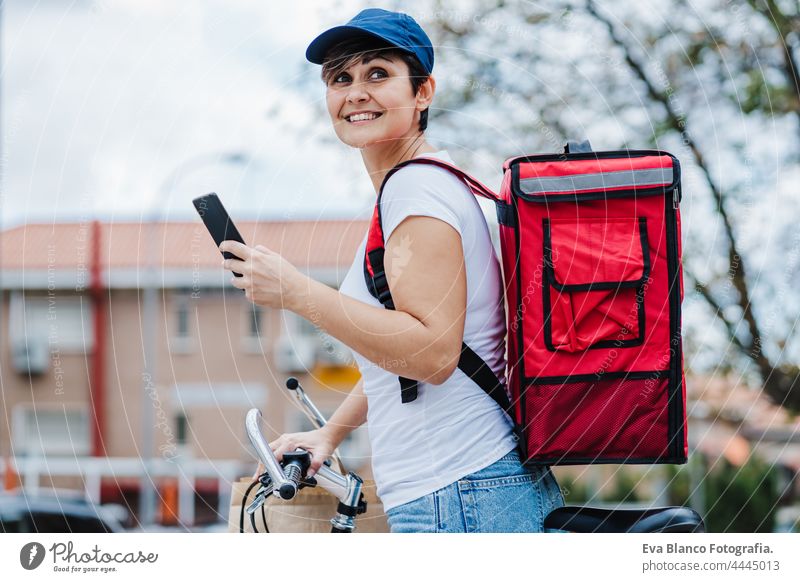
left=499, top=449, right=521, bottom=461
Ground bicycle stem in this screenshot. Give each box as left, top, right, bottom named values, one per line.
left=319, top=464, right=362, bottom=499
left=314, top=465, right=363, bottom=532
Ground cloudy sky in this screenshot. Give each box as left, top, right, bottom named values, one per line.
left=1, top=0, right=378, bottom=229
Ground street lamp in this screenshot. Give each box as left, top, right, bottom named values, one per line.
left=139, top=150, right=251, bottom=528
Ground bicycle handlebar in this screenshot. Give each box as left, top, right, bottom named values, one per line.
left=244, top=398, right=365, bottom=532
left=246, top=380, right=702, bottom=534
left=245, top=409, right=292, bottom=494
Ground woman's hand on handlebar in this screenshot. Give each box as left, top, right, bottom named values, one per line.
left=252, top=427, right=337, bottom=480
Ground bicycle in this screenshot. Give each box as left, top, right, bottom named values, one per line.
left=241, top=377, right=705, bottom=533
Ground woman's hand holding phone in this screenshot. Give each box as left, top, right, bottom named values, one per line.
left=219, top=240, right=307, bottom=310
left=192, top=194, right=307, bottom=307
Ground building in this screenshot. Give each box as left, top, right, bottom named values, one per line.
left=0, top=217, right=369, bottom=526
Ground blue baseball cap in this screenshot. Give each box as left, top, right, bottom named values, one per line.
left=305, top=8, right=434, bottom=74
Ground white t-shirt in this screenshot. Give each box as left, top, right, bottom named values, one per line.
left=338, top=150, right=518, bottom=511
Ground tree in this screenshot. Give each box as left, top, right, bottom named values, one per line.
left=412, top=0, right=800, bottom=410
left=703, top=456, right=778, bottom=532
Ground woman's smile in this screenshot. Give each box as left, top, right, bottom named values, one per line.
left=344, top=110, right=384, bottom=125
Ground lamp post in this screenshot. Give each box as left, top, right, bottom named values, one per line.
left=139, top=151, right=251, bottom=528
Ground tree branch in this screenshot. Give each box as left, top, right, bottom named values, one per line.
left=747, top=0, right=800, bottom=127
left=685, top=271, right=749, bottom=355
left=584, top=0, right=771, bottom=382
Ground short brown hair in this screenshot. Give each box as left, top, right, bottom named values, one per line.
left=320, top=36, right=431, bottom=132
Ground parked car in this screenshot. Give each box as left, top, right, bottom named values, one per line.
left=0, top=489, right=123, bottom=533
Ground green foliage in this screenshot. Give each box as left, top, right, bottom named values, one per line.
left=559, top=469, right=645, bottom=504
left=703, top=455, right=779, bottom=533
left=601, top=469, right=643, bottom=503
left=664, top=463, right=692, bottom=506
left=736, top=69, right=797, bottom=115
left=558, top=474, right=591, bottom=504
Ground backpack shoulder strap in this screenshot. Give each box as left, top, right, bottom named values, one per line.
left=362, top=157, right=512, bottom=413
left=382, top=156, right=503, bottom=202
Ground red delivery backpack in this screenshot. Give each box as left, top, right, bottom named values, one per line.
left=364, top=140, right=687, bottom=466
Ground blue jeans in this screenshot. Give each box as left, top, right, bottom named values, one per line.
left=385, top=449, right=565, bottom=533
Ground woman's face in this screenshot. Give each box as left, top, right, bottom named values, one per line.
left=325, top=55, right=431, bottom=149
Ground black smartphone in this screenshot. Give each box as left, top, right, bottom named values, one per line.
left=192, top=192, right=246, bottom=277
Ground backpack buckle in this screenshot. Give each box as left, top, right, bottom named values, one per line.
left=370, top=271, right=395, bottom=309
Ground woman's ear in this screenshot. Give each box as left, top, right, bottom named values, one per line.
left=416, top=75, right=435, bottom=112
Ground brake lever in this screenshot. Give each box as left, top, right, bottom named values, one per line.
left=246, top=485, right=271, bottom=515
left=247, top=459, right=318, bottom=516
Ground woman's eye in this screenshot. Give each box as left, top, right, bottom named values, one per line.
left=331, top=69, right=386, bottom=85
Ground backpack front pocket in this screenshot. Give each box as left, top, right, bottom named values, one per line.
left=543, top=217, right=650, bottom=352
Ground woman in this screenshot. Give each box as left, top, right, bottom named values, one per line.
left=220, top=8, right=564, bottom=532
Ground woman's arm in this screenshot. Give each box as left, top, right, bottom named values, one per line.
left=221, top=215, right=466, bottom=384
left=320, top=376, right=368, bottom=448
left=267, top=377, right=367, bottom=477
left=289, top=215, right=466, bottom=384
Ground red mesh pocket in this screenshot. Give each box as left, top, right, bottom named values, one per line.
left=523, top=375, right=671, bottom=462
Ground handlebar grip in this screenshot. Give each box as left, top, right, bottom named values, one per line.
left=279, top=462, right=302, bottom=500
left=278, top=450, right=311, bottom=500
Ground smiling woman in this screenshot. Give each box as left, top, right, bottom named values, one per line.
left=223, top=7, right=564, bottom=533
left=320, top=36, right=432, bottom=134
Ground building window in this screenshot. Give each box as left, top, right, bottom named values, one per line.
left=295, top=314, right=319, bottom=341
left=175, top=413, right=189, bottom=446
left=170, top=292, right=193, bottom=353
left=248, top=305, right=263, bottom=338
left=13, top=406, right=91, bottom=456
left=242, top=304, right=268, bottom=354
left=290, top=312, right=352, bottom=367
left=9, top=291, right=94, bottom=354
left=177, top=304, right=189, bottom=337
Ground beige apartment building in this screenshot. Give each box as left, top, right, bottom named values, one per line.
left=0, top=217, right=370, bottom=525
left=6, top=218, right=799, bottom=530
